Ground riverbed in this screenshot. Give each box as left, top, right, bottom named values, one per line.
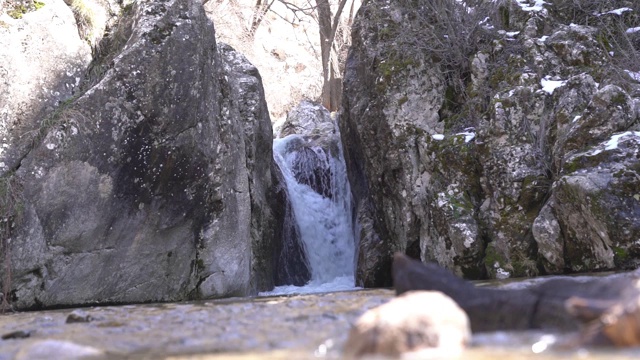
left=2, top=288, right=640, bottom=359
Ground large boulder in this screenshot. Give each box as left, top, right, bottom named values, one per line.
left=340, top=0, right=640, bottom=283
left=548, top=132, right=640, bottom=272
left=0, top=0, right=279, bottom=309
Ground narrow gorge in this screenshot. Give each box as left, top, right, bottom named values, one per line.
left=1, top=0, right=640, bottom=358
left=0, top=0, right=639, bottom=323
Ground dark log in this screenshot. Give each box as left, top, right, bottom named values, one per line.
left=392, top=253, right=638, bottom=335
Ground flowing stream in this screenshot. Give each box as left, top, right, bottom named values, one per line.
left=264, top=132, right=356, bottom=295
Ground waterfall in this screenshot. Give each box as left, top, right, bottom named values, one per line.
left=264, top=128, right=357, bottom=294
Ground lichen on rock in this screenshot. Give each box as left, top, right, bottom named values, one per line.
left=341, top=0, right=640, bottom=283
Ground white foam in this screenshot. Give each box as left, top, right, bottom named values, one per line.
left=604, top=131, right=640, bottom=150
left=259, top=275, right=358, bottom=296
left=272, top=131, right=356, bottom=291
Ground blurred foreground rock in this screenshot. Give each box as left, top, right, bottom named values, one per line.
left=344, top=290, right=470, bottom=359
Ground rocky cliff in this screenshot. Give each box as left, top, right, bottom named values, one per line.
left=341, top=0, right=640, bottom=285
left=0, top=0, right=279, bottom=309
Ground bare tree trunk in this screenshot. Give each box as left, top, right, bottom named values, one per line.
left=315, top=0, right=349, bottom=111
left=315, top=0, right=332, bottom=109
left=249, top=0, right=276, bottom=38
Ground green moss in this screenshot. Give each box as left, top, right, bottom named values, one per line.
left=563, top=159, right=580, bottom=174
left=376, top=56, right=416, bottom=92
left=483, top=243, right=505, bottom=270
left=196, top=258, right=205, bottom=272
left=68, top=0, right=97, bottom=43
left=512, top=258, right=538, bottom=277
left=610, top=91, right=627, bottom=106
left=397, top=95, right=409, bottom=107
left=499, top=5, right=510, bottom=29
left=8, top=5, right=27, bottom=19
left=7, top=0, right=45, bottom=19
left=596, top=32, right=612, bottom=52
left=447, top=192, right=474, bottom=216
left=378, top=27, right=392, bottom=40
left=613, top=246, right=629, bottom=261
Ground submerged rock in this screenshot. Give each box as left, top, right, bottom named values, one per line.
left=344, top=290, right=470, bottom=359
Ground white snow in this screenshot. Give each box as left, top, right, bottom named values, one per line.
left=506, top=31, right=520, bottom=37
left=495, top=267, right=511, bottom=279
left=627, top=27, right=640, bottom=34
left=515, top=0, right=547, bottom=12
left=625, top=70, right=640, bottom=82
left=572, top=115, right=581, bottom=123
left=604, top=8, right=633, bottom=16
left=540, top=76, right=566, bottom=95
left=590, top=131, right=640, bottom=156
left=538, top=35, right=549, bottom=42
left=456, top=131, right=476, bottom=143
left=432, top=134, right=445, bottom=140
left=604, top=131, right=640, bottom=150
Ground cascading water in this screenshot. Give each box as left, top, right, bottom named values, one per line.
left=264, top=126, right=357, bottom=295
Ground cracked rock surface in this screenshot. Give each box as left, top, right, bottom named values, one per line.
left=0, top=0, right=280, bottom=309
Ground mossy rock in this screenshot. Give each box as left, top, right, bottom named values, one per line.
left=7, top=0, right=45, bottom=19
left=483, top=242, right=510, bottom=277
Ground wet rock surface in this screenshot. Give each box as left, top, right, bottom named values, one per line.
left=1, top=289, right=640, bottom=360
left=0, top=290, right=393, bottom=359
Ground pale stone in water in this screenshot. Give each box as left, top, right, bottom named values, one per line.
left=344, top=291, right=470, bottom=359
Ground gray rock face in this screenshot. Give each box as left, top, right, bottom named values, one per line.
left=552, top=132, right=640, bottom=272
left=340, top=0, right=447, bottom=285
left=1, top=0, right=279, bottom=309
left=341, top=0, right=640, bottom=283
